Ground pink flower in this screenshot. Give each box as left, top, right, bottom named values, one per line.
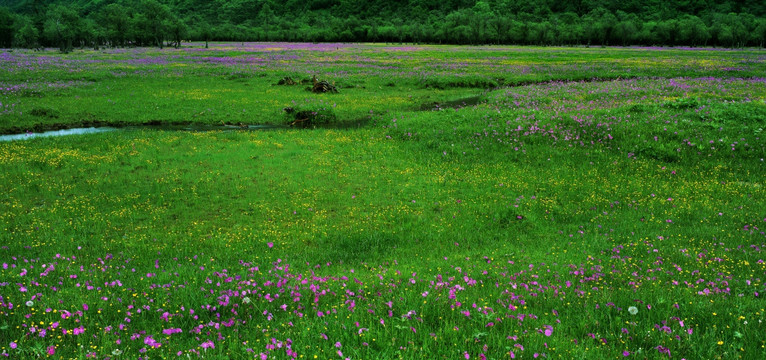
left=267, top=242, right=273, bottom=248
left=144, top=336, right=161, bottom=348
left=464, top=351, right=470, bottom=359
left=623, top=351, right=630, bottom=356
left=9, top=342, right=17, bottom=349
left=162, top=328, right=181, bottom=335
left=47, top=346, right=55, bottom=355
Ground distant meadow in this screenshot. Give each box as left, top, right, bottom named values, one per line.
left=1, top=43, right=765, bottom=359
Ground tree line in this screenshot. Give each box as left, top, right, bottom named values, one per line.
left=1, top=0, right=765, bottom=51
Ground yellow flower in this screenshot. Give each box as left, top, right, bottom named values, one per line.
left=718, top=341, right=724, bottom=345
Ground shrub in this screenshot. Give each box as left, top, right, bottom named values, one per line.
left=283, top=103, right=337, bottom=128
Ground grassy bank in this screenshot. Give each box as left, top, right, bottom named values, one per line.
left=2, top=43, right=765, bottom=133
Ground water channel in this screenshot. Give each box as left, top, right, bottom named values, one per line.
left=0, top=124, right=287, bottom=142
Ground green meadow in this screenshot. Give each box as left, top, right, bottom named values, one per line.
left=1, top=43, right=765, bottom=359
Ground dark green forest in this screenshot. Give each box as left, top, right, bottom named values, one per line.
left=1, top=0, right=765, bottom=50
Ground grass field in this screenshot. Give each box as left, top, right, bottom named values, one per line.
left=1, top=43, right=765, bottom=359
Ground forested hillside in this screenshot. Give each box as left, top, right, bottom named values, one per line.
left=1, top=0, right=765, bottom=50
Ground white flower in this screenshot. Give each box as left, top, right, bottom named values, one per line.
left=628, top=306, right=638, bottom=315
left=112, top=349, right=122, bottom=356
left=242, top=297, right=251, bottom=304
left=25, top=301, right=34, bottom=307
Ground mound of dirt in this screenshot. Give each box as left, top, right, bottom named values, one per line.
left=310, top=76, right=338, bottom=93
left=277, top=77, right=298, bottom=85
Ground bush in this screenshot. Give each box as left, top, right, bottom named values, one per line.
left=282, top=103, right=337, bottom=128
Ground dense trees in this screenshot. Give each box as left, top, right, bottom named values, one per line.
left=0, top=0, right=765, bottom=49
left=42, top=5, right=81, bottom=52
left=97, top=4, right=130, bottom=47
left=0, top=7, right=14, bottom=47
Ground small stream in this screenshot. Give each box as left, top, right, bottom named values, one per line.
left=0, top=124, right=287, bottom=142
left=0, top=127, right=118, bottom=142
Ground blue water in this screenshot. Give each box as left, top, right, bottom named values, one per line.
left=0, top=124, right=289, bottom=142
left=0, top=127, right=118, bottom=142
